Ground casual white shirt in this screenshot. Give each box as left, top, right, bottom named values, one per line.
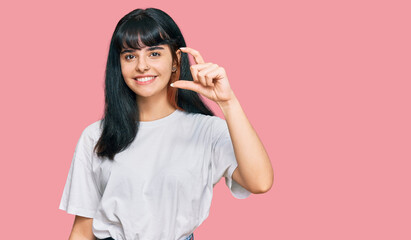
left=59, top=109, right=251, bottom=240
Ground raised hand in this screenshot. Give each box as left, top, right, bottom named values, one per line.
left=171, top=47, right=235, bottom=105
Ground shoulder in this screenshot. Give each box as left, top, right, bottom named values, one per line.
left=182, top=111, right=223, bottom=126
left=69, top=120, right=102, bottom=159
left=78, top=119, right=103, bottom=143
left=181, top=111, right=227, bottom=138
left=86, top=119, right=102, bottom=131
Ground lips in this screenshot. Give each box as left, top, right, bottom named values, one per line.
left=134, top=76, right=157, bottom=85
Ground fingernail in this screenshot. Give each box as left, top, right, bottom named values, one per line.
left=179, top=47, right=186, bottom=49
left=170, top=83, right=174, bottom=87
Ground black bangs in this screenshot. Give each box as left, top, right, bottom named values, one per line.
left=115, top=15, right=175, bottom=51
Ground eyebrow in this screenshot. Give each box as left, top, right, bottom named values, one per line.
left=120, top=46, right=165, bottom=54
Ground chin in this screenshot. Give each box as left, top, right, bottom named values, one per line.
left=135, top=90, right=160, bottom=99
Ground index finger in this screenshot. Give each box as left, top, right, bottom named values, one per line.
left=180, top=47, right=205, bottom=64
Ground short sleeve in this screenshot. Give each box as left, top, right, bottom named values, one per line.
left=58, top=125, right=102, bottom=218
left=211, top=117, right=252, bottom=199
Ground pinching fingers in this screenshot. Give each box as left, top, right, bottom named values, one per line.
left=190, top=63, right=212, bottom=83
left=180, top=47, right=205, bottom=64
left=200, top=64, right=219, bottom=87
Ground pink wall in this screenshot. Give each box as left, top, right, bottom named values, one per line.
left=1, top=0, right=410, bottom=239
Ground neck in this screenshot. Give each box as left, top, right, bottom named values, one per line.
left=137, top=91, right=177, bottom=122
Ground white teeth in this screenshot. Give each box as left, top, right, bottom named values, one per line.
left=136, top=76, right=155, bottom=82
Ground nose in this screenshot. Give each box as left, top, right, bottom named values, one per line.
left=136, top=56, right=149, bottom=72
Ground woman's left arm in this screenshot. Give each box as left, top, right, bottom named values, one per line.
left=217, top=93, right=273, bottom=194
left=172, top=47, right=274, bottom=194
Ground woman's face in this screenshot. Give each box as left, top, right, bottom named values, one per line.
left=120, top=44, right=177, bottom=100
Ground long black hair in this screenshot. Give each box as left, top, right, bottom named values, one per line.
left=94, top=8, right=214, bottom=160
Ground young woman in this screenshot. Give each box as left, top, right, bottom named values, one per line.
left=59, top=8, right=273, bottom=240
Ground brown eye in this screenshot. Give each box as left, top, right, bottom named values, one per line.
left=125, top=55, right=135, bottom=60
left=150, top=52, right=161, bottom=57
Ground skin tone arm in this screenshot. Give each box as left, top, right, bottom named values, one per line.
left=68, top=216, right=96, bottom=240
left=171, top=47, right=274, bottom=194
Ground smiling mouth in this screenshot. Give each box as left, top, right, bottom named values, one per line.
left=135, top=76, right=156, bottom=82
left=134, top=76, right=157, bottom=85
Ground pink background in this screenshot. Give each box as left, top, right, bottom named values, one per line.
left=0, top=0, right=410, bottom=239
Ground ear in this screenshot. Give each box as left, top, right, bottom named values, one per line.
left=176, top=49, right=181, bottom=64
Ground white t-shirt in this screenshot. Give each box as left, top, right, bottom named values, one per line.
left=59, top=109, right=251, bottom=240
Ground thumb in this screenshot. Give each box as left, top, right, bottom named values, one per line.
left=170, top=80, right=200, bottom=92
